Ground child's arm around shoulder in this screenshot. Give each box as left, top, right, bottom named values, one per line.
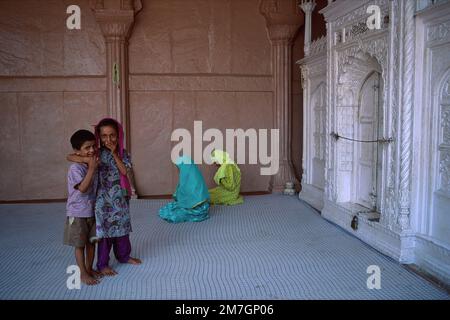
left=76, top=157, right=99, bottom=193
left=67, top=153, right=90, bottom=164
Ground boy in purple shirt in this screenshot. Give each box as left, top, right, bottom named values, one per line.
left=64, top=129, right=100, bottom=285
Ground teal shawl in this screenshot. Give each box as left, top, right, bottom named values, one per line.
left=174, top=156, right=210, bottom=208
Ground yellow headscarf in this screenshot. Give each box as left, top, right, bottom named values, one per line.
left=211, top=149, right=234, bottom=165
left=211, top=150, right=240, bottom=185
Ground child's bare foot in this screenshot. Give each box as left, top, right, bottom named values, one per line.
left=127, top=257, right=142, bottom=265
left=87, top=269, right=103, bottom=279
left=100, top=267, right=118, bottom=276
left=81, top=273, right=99, bottom=286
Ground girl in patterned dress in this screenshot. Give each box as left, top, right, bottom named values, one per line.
left=93, top=118, right=141, bottom=275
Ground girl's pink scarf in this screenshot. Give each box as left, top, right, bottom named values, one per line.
left=95, top=118, right=132, bottom=197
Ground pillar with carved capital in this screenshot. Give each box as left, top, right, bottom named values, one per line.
left=91, top=0, right=142, bottom=199
left=91, top=0, right=142, bottom=148
left=299, top=0, right=316, bottom=56
left=260, top=0, right=304, bottom=192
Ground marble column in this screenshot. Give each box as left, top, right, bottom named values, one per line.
left=260, top=0, right=304, bottom=192
left=398, top=0, right=415, bottom=229
left=299, top=0, right=316, bottom=56
left=91, top=0, right=142, bottom=199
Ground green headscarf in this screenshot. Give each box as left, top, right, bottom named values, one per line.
left=174, top=156, right=210, bottom=209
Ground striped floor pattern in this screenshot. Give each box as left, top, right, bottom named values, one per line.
left=0, top=194, right=448, bottom=300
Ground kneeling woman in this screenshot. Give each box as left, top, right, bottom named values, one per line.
left=159, top=156, right=210, bottom=223
left=209, top=150, right=244, bottom=205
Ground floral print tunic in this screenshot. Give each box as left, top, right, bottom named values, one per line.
left=95, top=148, right=132, bottom=238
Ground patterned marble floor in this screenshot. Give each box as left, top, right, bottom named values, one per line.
left=0, top=194, right=448, bottom=300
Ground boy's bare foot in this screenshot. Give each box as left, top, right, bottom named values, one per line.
left=81, top=273, right=99, bottom=286
left=100, top=267, right=118, bottom=276
left=127, top=257, right=142, bottom=265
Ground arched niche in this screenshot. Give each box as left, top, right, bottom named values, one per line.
left=334, top=50, right=385, bottom=215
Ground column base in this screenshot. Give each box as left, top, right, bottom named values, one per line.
left=270, top=160, right=299, bottom=192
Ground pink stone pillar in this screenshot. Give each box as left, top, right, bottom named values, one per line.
left=91, top=0, right=142, bottom=149
left=91, top=0, right=142, bottom=198
left=260, top=0, right=304, bottom=192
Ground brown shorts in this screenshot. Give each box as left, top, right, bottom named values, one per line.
left=63, top=217, right=96, bottom=248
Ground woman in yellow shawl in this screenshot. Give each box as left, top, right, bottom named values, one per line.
left=209, top=150, right=244, bottom=205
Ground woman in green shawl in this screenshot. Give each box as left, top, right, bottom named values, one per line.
left=209, top=150, right=244, bottom=205
left=159, top=156, right=210, bottom=223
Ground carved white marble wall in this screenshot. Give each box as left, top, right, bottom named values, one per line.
left=297, top=0, right=450, bottom=284
left=319, top=0, right=418, bottom=265
left=321, top=0, right=392, bottom=215
left=297, top=36, right=327, bottom=210
left=412, top=0, right=450, bottom=283
left=311, top=82, right=326, bottom=189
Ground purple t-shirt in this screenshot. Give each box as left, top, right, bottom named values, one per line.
left=66, top=163, right=98, bottom=217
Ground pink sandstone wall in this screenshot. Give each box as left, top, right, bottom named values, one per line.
left=0, top=0, right=306, bottom=200
left=0, top=0, right=107, bottom=201
left=128, top=0, right=273, bottom=196
left=311, top=0, right=327, bottom=41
